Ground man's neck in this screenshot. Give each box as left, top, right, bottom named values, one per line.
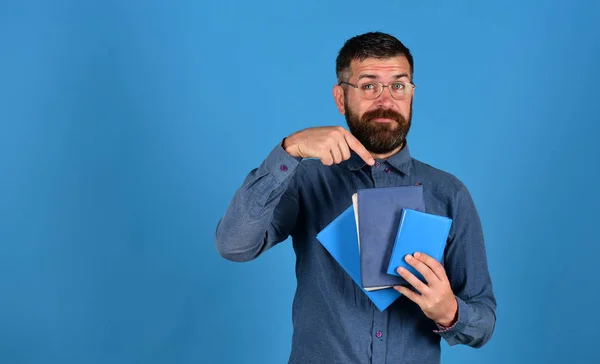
left=370, top=143, right=404, bottom=160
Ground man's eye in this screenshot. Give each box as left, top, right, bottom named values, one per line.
left=392, top=82, right=405, bottom=90
left=362, top=83, right=375, bottom=90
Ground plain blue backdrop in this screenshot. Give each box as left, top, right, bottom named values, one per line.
left=1, top=0, right=599, bottom=363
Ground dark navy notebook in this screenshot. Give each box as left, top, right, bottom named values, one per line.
left=356, top=186, right=426, bottom=291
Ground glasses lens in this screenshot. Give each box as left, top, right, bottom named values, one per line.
left=358, top=81, right=382, bottom=99
left=357, top=81, right=413, bottom=99
left=390, top=82, right=408, bottom=99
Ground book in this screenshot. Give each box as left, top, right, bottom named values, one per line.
left=356, top=186, right=426, bottom=291
left=352, top=193, right=360, bottom=252
left=386, top=209, right=452, bottom=284
left=316, top=205, right=401, bottom=311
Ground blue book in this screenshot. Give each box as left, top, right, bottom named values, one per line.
left=386, top=209, right=452, bottom=284
left=317, top=205, right=401, bottom=311
left=356, top=186, right=426, bottom=291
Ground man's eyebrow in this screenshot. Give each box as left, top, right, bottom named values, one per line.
left=393, top=73, right=410, bottom=80
left=357, top=74, right=377, bottom=80
left=357, top=73, right=411, bottom=81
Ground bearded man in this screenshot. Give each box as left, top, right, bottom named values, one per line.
left=214, top=31, right=497, bottom=364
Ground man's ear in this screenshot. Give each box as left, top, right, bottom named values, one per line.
left=332, top=84, right=346, bottom=115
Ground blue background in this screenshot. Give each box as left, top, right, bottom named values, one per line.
left=1, top=0, right=599, bottom=363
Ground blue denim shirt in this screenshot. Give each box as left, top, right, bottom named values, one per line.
left=215, top=140, right=496, bottom=364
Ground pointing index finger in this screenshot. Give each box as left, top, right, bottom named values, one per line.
left=343, top=132, right=374, bottom=166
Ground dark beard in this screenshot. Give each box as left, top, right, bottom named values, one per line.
left=344, top=100, right=412, bottom=155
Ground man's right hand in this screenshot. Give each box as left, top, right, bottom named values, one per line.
left=282, top=126, right=375, bottom=166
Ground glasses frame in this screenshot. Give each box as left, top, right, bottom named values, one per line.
left=338, top=80, right=416, bottom=100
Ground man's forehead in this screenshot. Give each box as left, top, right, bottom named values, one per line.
left=350, top=56, right=411, bottom=77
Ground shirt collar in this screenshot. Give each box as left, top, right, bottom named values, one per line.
left=342, top=141, right=413, bottom=175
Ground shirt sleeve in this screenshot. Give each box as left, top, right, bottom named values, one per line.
left=435, top=183, right=497, bottom=348
left=214, top=140, right=302, bottom=262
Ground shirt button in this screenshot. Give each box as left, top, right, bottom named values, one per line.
left=384, top=167, right=391, bottom=173
left=376, top=331, right=383, bottom=338
left=375, top=162, right=381, bottom=168
left=280, top=164, right=288, bottom=172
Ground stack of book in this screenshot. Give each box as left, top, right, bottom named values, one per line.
left=316, top=186, right=453, bottom=311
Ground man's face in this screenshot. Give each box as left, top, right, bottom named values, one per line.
left=334, top=56, right=414, bottom=155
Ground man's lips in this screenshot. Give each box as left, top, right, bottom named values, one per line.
left=371, top=118, right=396, bottom=123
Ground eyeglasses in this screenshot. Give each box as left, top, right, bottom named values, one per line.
left=338, top=80, right=416, bottom=100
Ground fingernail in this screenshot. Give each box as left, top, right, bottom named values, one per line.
left=414, top=252, right=421, bottom=258
left=405, top=254, right=412, bottom=261
left=397, top=267, right=405, bottom=273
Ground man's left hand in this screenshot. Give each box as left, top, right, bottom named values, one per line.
left=393, top=252, right=458, bottom=327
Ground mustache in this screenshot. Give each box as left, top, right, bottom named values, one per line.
left=361, top=108, right=404, bottom=123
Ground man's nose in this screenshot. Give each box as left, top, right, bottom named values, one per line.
left=374, top=87, right=395, bottom=108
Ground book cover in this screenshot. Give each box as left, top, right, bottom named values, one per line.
left=352, top=193, right=360, bottom=253
left=357, top=186, right=426, bottom=291
left=316, top=205, right=401, bottom=311
left=386, top=209, right=452, bottom=284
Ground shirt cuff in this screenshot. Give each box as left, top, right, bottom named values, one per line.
left=260, top=139, right=302, bottom=184
left=433, top=295, right=470, bottom=334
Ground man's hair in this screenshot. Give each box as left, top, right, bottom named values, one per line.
left=335, top=31, right=414, bottom=82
